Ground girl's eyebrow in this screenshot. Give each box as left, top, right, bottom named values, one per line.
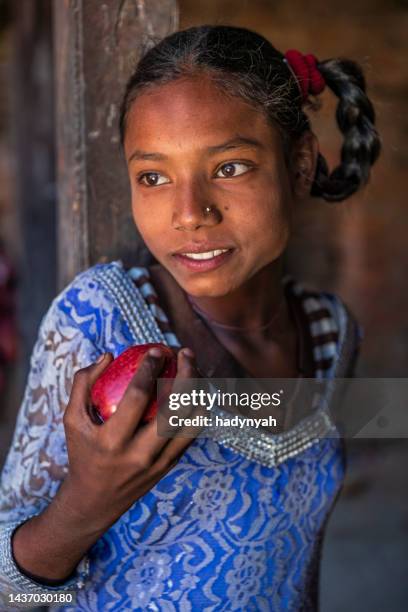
left=207, top=135, right=264, bottom=154
left=127, top=135, right=264, bottom=164
left=128, top=150, right=167, bottom=163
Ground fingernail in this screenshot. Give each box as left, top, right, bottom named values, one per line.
left=96, top=354, right=105, bottom=364
left=182, top=348, right=194, bottom=359
left=148, top=347, right=163, bottom=358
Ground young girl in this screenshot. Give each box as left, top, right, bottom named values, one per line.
left=0, top=25, right=380, bottom=612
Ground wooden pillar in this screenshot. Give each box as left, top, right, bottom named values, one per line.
left=53, top=0, right=178, bottom=290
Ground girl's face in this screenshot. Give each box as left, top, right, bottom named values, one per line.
left=124, top=75, right=313, bottom=298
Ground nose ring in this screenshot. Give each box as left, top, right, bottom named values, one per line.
left=204, top=206, right=212, bottom=214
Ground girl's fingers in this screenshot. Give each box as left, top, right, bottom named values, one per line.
left=169, top=349, right=201, bottom=403
left=87, top=353, right=114, bottom=384
left=64, top=353, right=114, bottom=428
left=66, top=346, right=203, bottom=461
left=130, top=401, right=203, bottom=468
left=103, top=350, right=166, bottom=441
left=164, top=432, right=198, bottom=462
left=176, top=348, right=200, bottom=378
left=129, top=349, right=204, bottom=463
left=151, top=420, right=204, bottom=474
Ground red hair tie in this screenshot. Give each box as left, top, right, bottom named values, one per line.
left=284, top=49, right=326, bottom=103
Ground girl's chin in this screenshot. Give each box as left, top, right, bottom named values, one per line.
left=178, top=274, right=240, bottom=299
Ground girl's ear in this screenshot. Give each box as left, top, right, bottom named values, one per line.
left=289, top=131, right=319, bottom=199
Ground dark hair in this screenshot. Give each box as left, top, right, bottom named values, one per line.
left=119, top=25, right=381, bottom=203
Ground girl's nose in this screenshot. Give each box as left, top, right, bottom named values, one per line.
left=171, top=181, right=221, bottom=231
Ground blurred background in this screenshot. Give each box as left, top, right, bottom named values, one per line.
left=0, top=1, right=407, bottom=610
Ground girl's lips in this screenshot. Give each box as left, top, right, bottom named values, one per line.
left=172, top=248, right=235, bottom=271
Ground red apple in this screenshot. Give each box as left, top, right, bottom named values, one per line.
left=90, top=343, right=177, bottom=423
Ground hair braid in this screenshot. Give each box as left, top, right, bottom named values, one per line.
left=311, top=58, right=381, bottom=201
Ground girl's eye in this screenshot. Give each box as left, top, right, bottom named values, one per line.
left=137, top=172, right=170, bottom=187
left=215, top=162, right=251, bottom=179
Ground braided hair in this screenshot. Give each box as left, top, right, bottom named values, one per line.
left=119, top=25, right=381, bottom=203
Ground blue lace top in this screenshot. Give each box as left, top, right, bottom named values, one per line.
left=0, top=261, right=360, bottom=611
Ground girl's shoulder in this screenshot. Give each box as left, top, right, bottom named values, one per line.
left=51, top=261, right=175, bottom=352
left=285, top=276, right=363, bottom=378
left=290, top=276, right=363, bottom=339
left=57, top=259, right=124, bottom=297
left=52, top=260, right=125, bottom=321
left=46, top=261, right=141, bottom=352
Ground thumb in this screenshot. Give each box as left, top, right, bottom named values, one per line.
left=68, top=353, right=113, bottom=407
left=65, top=353, right=114, bottom=427
left=87, top=352, right=114, bottom=386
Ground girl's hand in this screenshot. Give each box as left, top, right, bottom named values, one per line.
left=56, top=347, right=201, bottom=534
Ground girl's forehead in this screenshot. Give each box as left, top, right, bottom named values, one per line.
left=124, top=77, right=280, bottom=154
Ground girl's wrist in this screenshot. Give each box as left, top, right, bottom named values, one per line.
left=51, top=476, right=114, bottom=538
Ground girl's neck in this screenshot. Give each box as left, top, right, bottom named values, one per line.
left=185, top=260, right=291, bottom=342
